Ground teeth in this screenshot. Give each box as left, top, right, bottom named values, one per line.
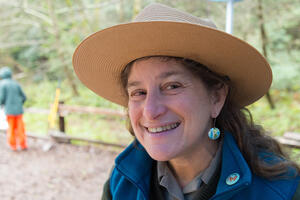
left=148, top=123, right=179, bottom=133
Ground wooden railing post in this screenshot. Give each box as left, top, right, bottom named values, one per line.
left=58, top=101, right=65, bottom=133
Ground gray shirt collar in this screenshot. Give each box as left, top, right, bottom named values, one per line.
left=157, top=140, right=223, bottom=199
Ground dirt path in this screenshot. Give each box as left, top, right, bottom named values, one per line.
left=0, top=133, right=121, bottom=200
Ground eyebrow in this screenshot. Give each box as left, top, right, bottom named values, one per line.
left=127, top=70, right=182, bottom=89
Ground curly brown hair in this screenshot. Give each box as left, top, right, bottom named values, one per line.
left=120, top=56, right=299, bottom=179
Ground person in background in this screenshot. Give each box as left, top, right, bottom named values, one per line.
left=0, top=66, right=27, bottom=151
left=73, top=3, right=300, bottom=200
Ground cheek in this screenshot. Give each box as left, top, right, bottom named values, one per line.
left=128, top=102, right=141, bottom=129
left=128, top=103, right=146, bottom=143
left=170, top=94, right=207, bottom=112
left=175, top=95, right=213, bottom=124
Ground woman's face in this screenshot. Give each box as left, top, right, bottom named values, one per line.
left=127, top=57, right=225, bottom=161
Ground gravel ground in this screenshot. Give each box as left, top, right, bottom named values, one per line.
left=0, top=133, right=121, bottom=200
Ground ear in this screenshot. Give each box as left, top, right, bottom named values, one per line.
left=210, top=84, right=228, bottom=118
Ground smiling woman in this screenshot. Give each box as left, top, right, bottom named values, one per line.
left=125, top=57, right=227, bottom=189
left=72, top=3, right=300, bottom=200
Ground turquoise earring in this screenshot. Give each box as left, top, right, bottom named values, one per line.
left=208, top=118, right=220, bottom=140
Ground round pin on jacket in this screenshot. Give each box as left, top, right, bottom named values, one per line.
left=226, top=173, right=240, bottom=185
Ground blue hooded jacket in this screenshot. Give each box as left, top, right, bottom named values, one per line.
left=108, top=132, right=300, bottom=200
left=0, top=67, right=26, bottom=115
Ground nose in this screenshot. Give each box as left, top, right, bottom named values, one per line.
left=143, top=91, right=167, bottom=120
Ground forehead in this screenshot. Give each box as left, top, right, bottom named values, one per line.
left=128, top=57, right=192, bottom=80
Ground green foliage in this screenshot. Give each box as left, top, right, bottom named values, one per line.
left=24, top=113, right=49, bottom=136
left=272, top=63, right=300, bottom=91
left=22, top=79, right=123, bottom=110
left=66, top=114, right=132, bottom=144
left=249, top=90, right=300, bottom=136
left=22, top=80, right=57, bottom=108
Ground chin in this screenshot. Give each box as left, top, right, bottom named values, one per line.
left=146, top=146, right=176, bottom=162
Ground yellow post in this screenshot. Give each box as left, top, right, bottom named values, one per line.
left=48, top=87, right=61, bottom=129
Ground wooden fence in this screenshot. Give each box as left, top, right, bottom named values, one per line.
left=25, top=103, right=127, bottom=148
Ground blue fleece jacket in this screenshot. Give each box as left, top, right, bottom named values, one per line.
left=109, top=132, right=300, bottom=200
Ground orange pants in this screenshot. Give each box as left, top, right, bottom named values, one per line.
left=6, top=115, right=27, bottom=150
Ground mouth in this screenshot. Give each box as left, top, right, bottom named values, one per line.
left=146, top=122, right=180, bottom=134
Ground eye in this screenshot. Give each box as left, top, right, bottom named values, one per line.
left=129, top=89, right=146, bottom=100
left=163, top=82, right=182, bottom=90
left=161, top=82, right=183, bottom=95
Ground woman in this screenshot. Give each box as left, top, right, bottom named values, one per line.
left=73, top=3, right=300, bottom=200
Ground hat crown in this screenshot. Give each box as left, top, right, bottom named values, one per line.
left=134, top=3, right=217, bottom=29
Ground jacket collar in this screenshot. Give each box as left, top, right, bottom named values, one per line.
left=212, top=132, right=252, bottom=200
left=115, top=132, right=252, bottom=199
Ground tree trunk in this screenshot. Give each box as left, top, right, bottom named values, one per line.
left=257, top=0, right=275, bottom=109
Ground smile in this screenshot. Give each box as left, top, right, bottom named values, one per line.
left=147, top=122, right=180, bottom=133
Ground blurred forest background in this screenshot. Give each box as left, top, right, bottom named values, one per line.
left=0, top=0, right=299, bottom=147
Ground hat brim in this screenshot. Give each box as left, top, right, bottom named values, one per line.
left=73, top=21, right=272, bottom=107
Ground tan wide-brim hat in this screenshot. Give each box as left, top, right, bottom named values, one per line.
left=73, top=3, right=272, bottom=107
